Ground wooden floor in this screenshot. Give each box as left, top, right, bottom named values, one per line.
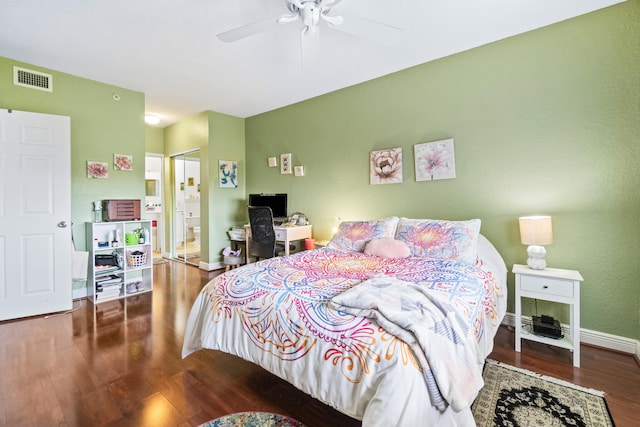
left=0, top=261, right=638, bottom=426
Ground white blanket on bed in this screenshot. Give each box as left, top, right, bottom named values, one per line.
left=330, top=274, right=484, bottom=412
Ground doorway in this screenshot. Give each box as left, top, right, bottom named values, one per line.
left=171, top=151, right=201, bottom=266
left=143, top=153, right=164, bottom=262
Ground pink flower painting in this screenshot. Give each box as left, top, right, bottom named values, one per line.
left=370, top=147, right=403, bottom=185
left=414, top=138, right=456, bottom=182
left=87, top=161, right=108, bottom=179
left=114, top=154, right=133, bottom=171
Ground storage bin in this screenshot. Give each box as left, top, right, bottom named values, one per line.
left=127, top=250, right=147, bottom=268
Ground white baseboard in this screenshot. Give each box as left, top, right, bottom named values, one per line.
left=503, top=312, right=639, bottom=356
left=199, top=260, right=224, bottom=271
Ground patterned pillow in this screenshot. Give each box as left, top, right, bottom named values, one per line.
left=394, top=218, right=481, bottom=264
left=327, top=217, right=399, bottom=252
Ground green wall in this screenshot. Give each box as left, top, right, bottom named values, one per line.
left=0, top=57, right=146, bottom=294
left=163, top=111, right=245, bottom=265
left=145, top=124, right=164, bottom=154
left=246, top=2, right=640, bottom=340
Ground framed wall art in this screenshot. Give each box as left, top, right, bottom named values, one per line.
left=87, top=161, right=108, bottom=179
left=113, top=153, right=133, bottom=171
left=280, top=153, right=292, bottom=174
left=219, top=160, right=238, bottom=188
left=414, top=138, right=456, bottom=182
left=370, top=147, right=403, bottom=185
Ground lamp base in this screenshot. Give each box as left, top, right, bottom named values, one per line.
left=526, top=245, right=547, bottom=270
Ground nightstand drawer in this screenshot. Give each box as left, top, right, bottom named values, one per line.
left=520, top=275, right=573, bottom=298
left=274, top=229, right=286, bottom=240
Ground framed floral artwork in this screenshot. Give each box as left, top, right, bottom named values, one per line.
left=219, top=160, right=238, bottom=188
left=87, top=161, right=108, bottom=179
left=370, top=147, right=403, bottom=185
left=113, top=153, right=133, bottom=171
left=414, top=138, right=456, bottom=182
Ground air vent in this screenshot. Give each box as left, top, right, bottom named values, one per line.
left=13, top=66, right=53, bottom=92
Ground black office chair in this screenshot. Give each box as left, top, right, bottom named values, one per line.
left=248, top=206, right=290, bottom=261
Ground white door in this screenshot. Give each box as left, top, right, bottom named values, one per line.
left=0, top=109, right=72, bottom=321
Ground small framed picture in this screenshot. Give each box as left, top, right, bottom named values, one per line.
left=294, top=166, right=304, bottom=176
left=87, top=161, right=108, bottom=179
left=268, top=157, right=277, bottom=167
left=113, top=154, right=133, bottom=171
left=219, top=160, right=238, bottom=188
left=280, top=153, right=292, bottom=174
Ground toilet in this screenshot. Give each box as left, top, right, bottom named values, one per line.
left=193, top=226, right=201, bottom=243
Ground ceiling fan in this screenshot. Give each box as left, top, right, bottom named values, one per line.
left=217, top=0, right=402, bottom=47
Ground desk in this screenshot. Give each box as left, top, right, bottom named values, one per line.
left=244, top=224, right=313, bottom=264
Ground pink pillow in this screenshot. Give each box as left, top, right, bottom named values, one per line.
left=364, top=237, right=411, bottom=259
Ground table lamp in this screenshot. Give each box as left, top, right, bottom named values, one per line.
left=519, top=215, right=553, bottom=270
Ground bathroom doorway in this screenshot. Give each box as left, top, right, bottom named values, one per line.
left=171, top=150, right=201, bottom=266
left=144, top=153, right=164, bottom=262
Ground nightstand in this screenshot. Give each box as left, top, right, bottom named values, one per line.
left=513, top=264, right=584, bottom=367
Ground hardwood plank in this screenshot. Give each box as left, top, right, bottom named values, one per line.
left=0, top=260, right=637, bottom=427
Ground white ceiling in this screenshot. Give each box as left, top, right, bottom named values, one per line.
left=0, top=0, right=624, bottom=126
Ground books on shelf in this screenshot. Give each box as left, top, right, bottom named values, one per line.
left=96, top=273, right=123, bottom=299
left=95, top=265, right=120, bottom=274
left=96, top=274, right=122, bottom=284
left=95, top=288, right=121, bottom=300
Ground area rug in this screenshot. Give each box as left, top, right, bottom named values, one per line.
left=472, top=359, right=614, bottom=427
left=199, top=412, right=305, bottom=427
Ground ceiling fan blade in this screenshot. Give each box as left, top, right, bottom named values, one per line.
left=217, top=16, right=279, bottom=43
left=277, top=13, right=300, bottom=25
left=331, top=13, right=402, bottom=46
left=321, top=12, right=343, bottom=26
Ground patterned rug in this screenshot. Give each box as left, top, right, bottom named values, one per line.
left=200, top=412, right=305, bottom=427
left=472, top=360, right=614, bottom=427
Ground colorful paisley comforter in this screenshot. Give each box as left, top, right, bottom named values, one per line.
left=182, top=248, right=506, bottom=427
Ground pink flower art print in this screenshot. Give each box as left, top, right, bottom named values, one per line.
left=414, top=139, right=456, bottom=182
left=370, top=147, right=403, bottom=185
left=114, top=154, right=133, bottom=171
left=87, top=161, right=108, bottom=179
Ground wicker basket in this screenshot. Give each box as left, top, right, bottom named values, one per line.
left=127, top=250, right=147, bottom=268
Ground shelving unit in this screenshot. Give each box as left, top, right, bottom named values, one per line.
left=86, top=220, right=153, bottom=304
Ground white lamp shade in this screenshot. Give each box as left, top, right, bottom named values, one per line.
left=519, top=215, right=553, bottom=246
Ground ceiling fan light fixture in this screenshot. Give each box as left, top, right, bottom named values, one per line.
left=219, top=0, right=400, bottom=48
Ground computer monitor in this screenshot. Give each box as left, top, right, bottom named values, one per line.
left=248, top=193, right=288, bottom=221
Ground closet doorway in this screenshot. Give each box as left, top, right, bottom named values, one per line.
left=171, top=150, right=201, bottom=266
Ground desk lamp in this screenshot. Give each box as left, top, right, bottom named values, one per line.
left=519, top=215, right=553, bottom=270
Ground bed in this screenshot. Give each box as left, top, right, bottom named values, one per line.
left=182, top=217, right=507, bottom=426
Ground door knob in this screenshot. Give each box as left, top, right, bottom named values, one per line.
left=57, top=221, right=68, bottom=228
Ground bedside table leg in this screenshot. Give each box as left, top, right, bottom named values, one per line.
left=571, top=302, right=580, bottom=367
left=515, top=281, right=522, bottom=353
